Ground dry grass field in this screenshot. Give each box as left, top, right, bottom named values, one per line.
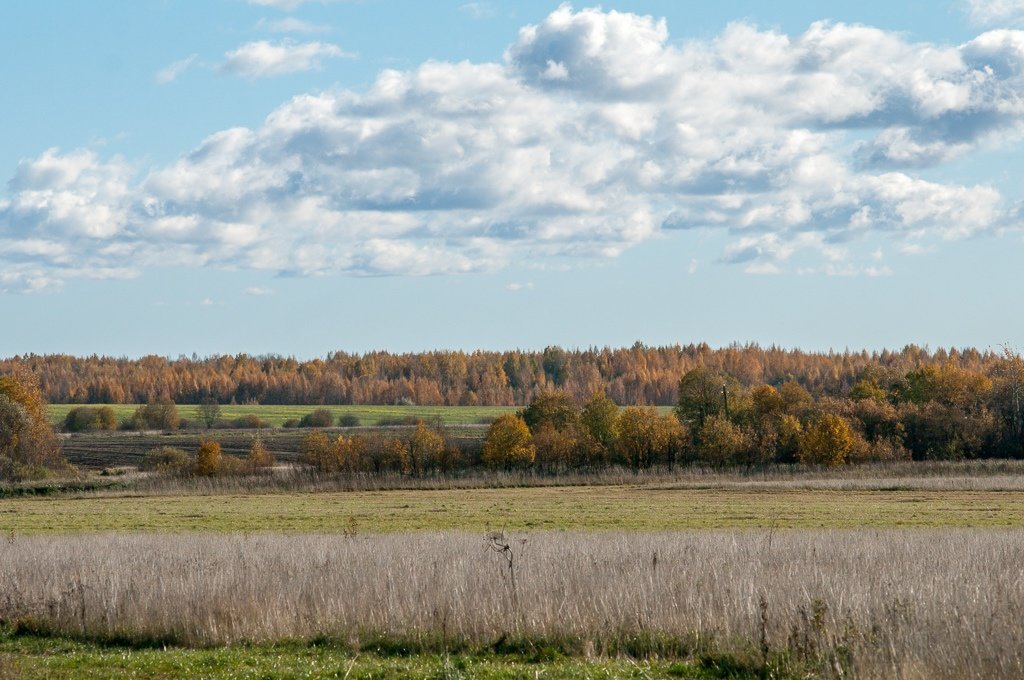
left=2, top=530, right=1022, bottom=678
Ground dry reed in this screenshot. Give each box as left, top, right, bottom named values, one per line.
left=1, top=530, right=1022, bottom=678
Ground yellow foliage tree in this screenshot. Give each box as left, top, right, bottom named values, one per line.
left=797, top=414, right=855, bottom=466
left=482, top=414, right=535, bottom=469
left=195, top=439, right=223, bottom=476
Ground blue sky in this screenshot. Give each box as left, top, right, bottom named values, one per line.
left=2, top=0, right=1024, bottom=358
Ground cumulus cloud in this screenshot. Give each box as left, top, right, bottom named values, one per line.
left=2, top=6, right=1024, bottom=291
left=221, top=40, right=350, bottom=78
left=966, top=0, right=1024, bottom=25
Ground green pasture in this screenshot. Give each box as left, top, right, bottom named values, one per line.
left=48, top=403, right=518, bottom=428
left=1, top=485, right=1020, bottom=534
left=48, top=403, right=677, bottom=428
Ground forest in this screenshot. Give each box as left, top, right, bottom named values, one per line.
left=0, top=343, right=1007, bottom=406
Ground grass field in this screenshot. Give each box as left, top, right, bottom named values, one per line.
left=0, top=630, right=711, bottom=679
left=48, top=404, right=525, bottom=428
left=48, top=403, right=678, bottom=428
left=2, top=484, right=1022, bottom=534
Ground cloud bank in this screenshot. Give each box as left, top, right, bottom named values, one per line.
left=3, top=5, right=1024, bottom=291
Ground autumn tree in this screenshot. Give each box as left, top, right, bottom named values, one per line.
left=614, top=406, right=686, bottom=470
left=247, top=436, right=274, bottom=469
left=0, top=370, right=69, bottom=479
left=797, top=414, right=855, bottom=466
left=195, top=439, right=223, bottom=476
left=694, top=415, right=749, bottom=467
left=581, top=392, right=619, bottom=447
left=519, top=390, right=580, bottom=433
left=299, top=431, right=336, bottom=472
left=482, top=414, right=535, bottom=469
left=407, top=420, right=446, bottom=475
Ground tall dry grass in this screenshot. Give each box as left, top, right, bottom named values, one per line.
left=1, top=530, right=1023, bottom=677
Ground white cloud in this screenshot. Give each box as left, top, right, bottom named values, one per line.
left=245, top=286, right=274, bottom=296
left=506, top=282, right=534, bottom=291
left=966, top=0, right=1024, bottom=25
left=156, top=54, right=198, bottom=84
left=2, top=7, right=1024, bottom=290
left=257, top=17, right=329, bottom=34
left=221, top=40, right=350, bottom=79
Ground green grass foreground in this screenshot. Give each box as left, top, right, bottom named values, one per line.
left=2, top=484, right=1022, bottom=533
left=0, top=630, right=764, bottom=679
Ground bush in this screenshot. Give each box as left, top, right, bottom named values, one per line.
left=141, top=447, right=190, bottom=473
left=338, top=414, right=361, bottom=428
left=247, top=437, right=275, bottom=469
left=195, top=439, right=223, bottom=476
left=232, top=414, right=270, bottom=429
left=282, top=418, right=300, bottom=428
left=131, top=399, right=180, bottom=431
left=299, top=409, right=334, bottom=428
left=63, top=406, right=118, bottom=432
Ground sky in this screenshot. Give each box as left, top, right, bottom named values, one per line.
left=2, top=0, right=1024, bottom=358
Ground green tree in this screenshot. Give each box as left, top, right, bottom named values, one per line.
left=198, top=397, right=222, bottom=428
left=482, top=414, right=535, bottom=469
left=581, top=392, right=619, bottom=447
left=519, top=390, right=579, bottom=433
left=694, top=415, right=748, bottom=467
left=675, top=367, right=740, bottom=427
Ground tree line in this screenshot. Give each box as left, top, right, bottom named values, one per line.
left=0, top=343, right=1006, bottom=407
left=155, top=350, right=1024, bottom=478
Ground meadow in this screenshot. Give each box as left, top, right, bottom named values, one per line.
left=3, top=482, right=1024, bottom=534
left=47, top=404, right=527, bottom=428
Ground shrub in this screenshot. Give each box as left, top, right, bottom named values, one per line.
left=247, top=438, right=275, bottom=469
left=195, top=439, right=223, bottom=476
left=299, top=431, right=336, bottom=472
left=282, top=418, right=300, bottom=428
left=299, top=409, right=334, bottom=428
left=141, top=447, right=190, bottom=473
left=407, top=421, right=447, bottom=475
left=64, top=406, right=119, bottom=432
left=232, top=414, right=270, bottom=429
left=131, top=399, right=180, bottom=431
left=338, top=414, right=361, bottom=428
